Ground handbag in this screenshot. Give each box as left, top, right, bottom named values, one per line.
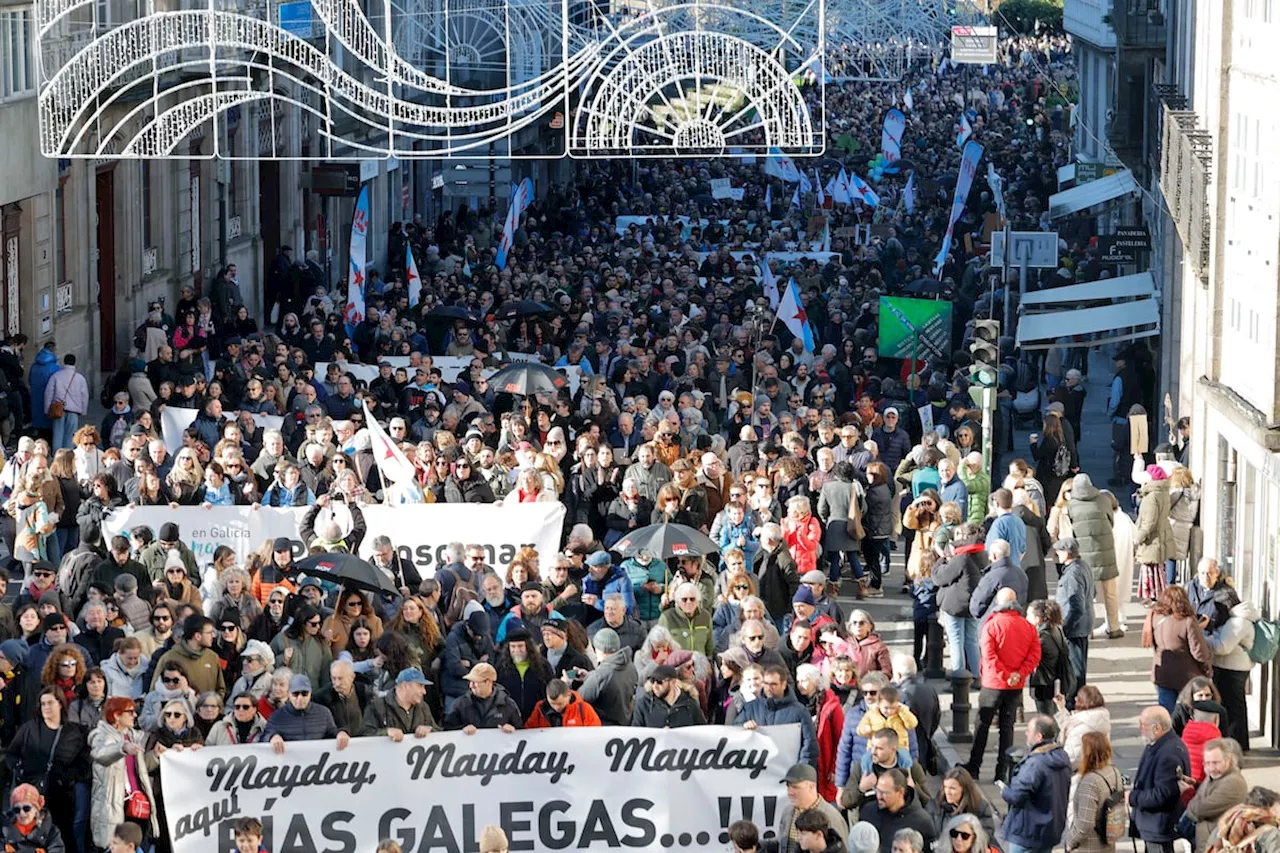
left=27, top=726, right=62, bottom=794
left=125, top=789, right=152, bottom=821
left=845, top=486, right=866, bottom=541
left=47, top=399, right=65, bottom=420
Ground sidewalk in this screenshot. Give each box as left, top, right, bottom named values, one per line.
left=843, top=348, right=1280, bottom=822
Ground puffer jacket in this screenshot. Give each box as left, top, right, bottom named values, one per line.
left=1168, top=484, right=1201, bottom=560
left=933, top=543, right=984, bottom=617
left=101, top=652, right=148, bottom=700
left=0, top=812, right=63, bottom=853
left=862, top=482, right=895, bottom=539
left=959, top=466, right=991, bottom=526
left=1134, top=479, right=1175, bottom=564
left=1054, top=706, right=1111, bottom=769
left=850, top=633, right=892, bottom=680
left=204, top=713, right=267, bottom=745
left=736, top=689, right=818, bottom=767
left=262, top=702, right=340, bottom=742
left=443, top=683, right=524, bottom=730
left=1065, top=475, right=1118, bottom=581
left=442, top=621, right=497, bottom=699
left=1207, top=600, right=1260, bottom=672
left=1001, top=742, right=1072, bottom=849
left=89, top=721, right=159, bottom=848
left=835, top=698, right=920, bottom=787
left=979, top=603, right=1041, bottom=691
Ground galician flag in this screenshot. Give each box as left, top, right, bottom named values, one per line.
left=406, top=244, right=423, bottom=308
left=778, top=278, right=815, bottom=352
left=903, top=172, right=917, bottom=213
left=904, top=88, right=914, bottom=111
left=763, top=149, right=802, bottom=182
left=849, top=172, right=880, bottom=208
left=956, top=114, right=973, bottom=149
left=363, top=401, right=417, bottom=484
left=820, top=219, right=831, bottom=252
left=764, top=185, right=772, bottom=211
left=832, top=169, right=853, bottom=205
left=814, top=170, right=826, bottom=207
left=496, top=178, right=534, bottom=270
left=343, top=184, right=371, bottom=332
left=790, top=187, right=801, bottom=209
left=761, top=256, right=781, bottom=309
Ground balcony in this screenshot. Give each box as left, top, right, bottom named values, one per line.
left=1111, top=0, right=1167, bottom=50
left=1159, top=103, right=1212, bottom=285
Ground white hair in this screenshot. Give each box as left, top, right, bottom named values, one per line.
left=795, top=663, right=828, bottom=692
left=890, top=651, right=917, bottom=678
left=988, top=539, right=1012, bottom=560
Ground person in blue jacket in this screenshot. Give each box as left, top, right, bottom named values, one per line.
left=1129, top=706, right=1192, bottom=853
left=1000, top=714, right=1072, bottom=853
left=737, top=663, right=818, bottom=768
left=28, top=343, right=60, bottom=433
left=581, top=551, right=636, bottom=616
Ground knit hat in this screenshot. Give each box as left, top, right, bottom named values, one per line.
left=159, top=522, right=180, bottom=542
left=848, top=822, right=881, bottom=853
left=792, top=587, right=816, bottom=606
left=466, top=610, right=489, bottom=636
left=591, top=627, right=620, bottom=654
left=218, top=608, right=241, bottom=629
left=9, top=784, right=43, bottom=809
left=479, top=825, right=509, bottom=853
left=0, top=638, right=28, bottom=669
left=164, top=550, right=186, bottom=571
left=1146, top=464, right=1169, bottom=481
left=38, top=590, right=60, bottom=607
left=42, top=613, right=66, bottom=631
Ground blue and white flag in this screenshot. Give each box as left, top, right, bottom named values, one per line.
left=406, top=243, right=423, bottom=308
left=820, top=219, right=831, bottom=252
left=987, top=162, right=1006, bottom=220
left=764, top=185, right=772, bottom=211
left=956, top=114, right=973, bottom=149
left=790, top=187, right=801, bottom=209
left=763, top=149, right=802, bottom=183
left=848, top=172, right=880, bottom=208
left=798, top=170, right=813, bottom=194
left=778, top=278, right=816, bottom=352
left=832, top=169, right=853, bottom=205
left=343, top=184, right=371, bottom=331
left=904, top=87, right=914, bottom=111
left=933, top=141, right=984, bottom=275
left=496, top=178, right=534, bottom=270
left=814, top=170, right=825, bottom=207
left=882, top=108, right=906, bottom=162
left=903, top=172, right=917, bottom=214
left=762, top=257, right=781, bottom=309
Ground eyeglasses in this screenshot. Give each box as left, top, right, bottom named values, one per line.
left=162, top=676, right=182, bottom=685
left=743, top=634, right=764, bottom=641
left=291, top=690, right=311, bottom=697
left=58, top=659, right=76, bottom=667
left=950, top=830, right=974, bottom=841
left=14, top=805, right=35, bottom=814
left=163, top=711, right=185, bottom=719
left=234, top=703, right=255, bottom=710
left=220, top=624, right=238, bottom=632
left=306, top=619, right=322, bottom=627
left=733, top=584, right=750, bottom=591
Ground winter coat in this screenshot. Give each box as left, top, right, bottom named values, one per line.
left=1066, top=477, right=1119, bottom=581
left=1057, top=558, right=1096, bottom=639
left=269, top=632, right=333, bottom=692
left=863, top=482, right=895, bottom=539
left=0, top=812, right=64, bottom=853
left=657, top=606, right=715, bottom=658
left=979, top=604, right=1041, bottom=691
left=817, top=480, right=862, bottom=552
left=262, top=702, right=341, bottom=742
left=857, top=786, right=936, bottom=853
left=928, top=794, right=998, bottom=845
left=1168, top=484, right=1201, bottom=561
left=101, top=652, right=148, bottom=700
left=969, top=557, right=1029, bottom=620
left=835, top=699, right=921, bottom=787
left=1055, top=706, right=1111, bottom=769
left=959, top=466, right=991, bottom=526
left=443, top=683, right=524, bottom=730
left=1065, top=764, right=1124, bottom=853
left=1015, top=504, right=1053, bottom=601
left=442, top=621, right=497, bottom=699
left=1149, top=613, right=1212, bottom=689
left=578, top=647, right=638, bottom=726
left=934, top=544, right=984, bottom=617
left=89, top=722, right=159, bottom=847
left=204, top=713, right=267, bottom=745
left=813, top=688, right=845, bottom=802
left=1208, top=600, right=1260, bottom=672
left=587, top=616, right=646, bottom=653
left=360, top=694, right=439, bottom=736
left=1134, top=479, right=1175, bottom=564
left=6, top=719, right=88, bottom=795
left=152, top=639, right=226, bottom=696
left=496, top=659, right=551, bottom=721
left=630, top=684, right=705, bottom=728
left=525, top=691, right=601, bottom=728
left=1186, top=768, right=1250, bottom=851
left=1002, top=742, right=1072, bottom=848
left=754, top=544, right=800, bottom=620
left=850, top=633, right=892, bottom=680
left=1182, top=719, right=1221, bottom=782
left=139, top=686, right=197, bottom=732
left=782, top=515, right=823, bottom=574
left=737, top=689, right=818, bottom=767
left=1129, top=730, right=1191, bottom=843
left=1187, top=578, right=1241, bottom=636
left=1030, top=623, right=1070, bottom=699
left=28, top=348, right=61, bottom=430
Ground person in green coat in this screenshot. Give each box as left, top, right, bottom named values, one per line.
left=270, top=604, right=333, bottom=692
left=656, top=581, right=715, bottom=658
left=622, top=550, right=667, bottom=627
left=959, top=452, right=991, bottom=526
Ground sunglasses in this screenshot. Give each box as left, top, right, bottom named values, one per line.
left=33, top=572, right=53, bottom=579
left=733, top=584, right=750, bottom=591
left=58, top=659, right=77, bottom=667
left=14, top=805, right=34, bottom=814
left=291, top=690, right=311, bottom=697
left=163, top=711, right=185, bottom=719
left=307, top=619, right=322, bottom=627
left=234, top=703, right=255, bottom=710
left=950, top=830, right=974, bottom=841
left=221, top=624, right=238, bottom=632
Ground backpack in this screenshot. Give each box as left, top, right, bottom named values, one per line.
left=442, top=567, right=480, bottom=629
left=1052, top=442, right=1072, bottom=478
left=1093, top=770, right=1128, bottom=845
left=1248, top=619, right=1280, bottom=665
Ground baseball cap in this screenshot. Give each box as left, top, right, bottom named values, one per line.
left=782, top=764, right=817, bottom=784
left=395, top=667, right=432, bottom=686
left=464, top=663, right=498, bottom=682
left=273, top=537, right=293, bottom=552
left=289, top=674, right=312, bottom=693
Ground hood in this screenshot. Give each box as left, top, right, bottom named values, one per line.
left=604, top=646, right=635, bottom=670
left=1071, top=473, right=1099, bottom=500
left=1139, top=478, right=1171, bottom=496
left=1232, top=599, right=1261, bottom=622
left=1030, top=743, right=1072, bottom=771
left=34, top=349, right=58, bottom=367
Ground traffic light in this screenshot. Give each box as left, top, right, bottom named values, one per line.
left=969, top=319, right=1000, bottom=389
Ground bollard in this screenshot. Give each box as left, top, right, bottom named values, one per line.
left=924, top=621, right=945, bottom=679
left=950, top=669, right=973, bottom=743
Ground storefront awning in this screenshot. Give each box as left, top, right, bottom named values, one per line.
left=1017, top=298, right=1160, bottom=350
left=1048, top=169, right=1138, bottom=219
left=1021, top=272, right=1156, bottom=306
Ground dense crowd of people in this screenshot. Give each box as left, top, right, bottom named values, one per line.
left=0, top=27, right=1258, bottom=853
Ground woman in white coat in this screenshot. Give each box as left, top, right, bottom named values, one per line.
left=89, top=697, right=159, bottom=849
left=1207, top=599, right=1259, bottom=751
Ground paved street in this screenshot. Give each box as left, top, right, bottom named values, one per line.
left=842, top=349, right=1280, bottom=818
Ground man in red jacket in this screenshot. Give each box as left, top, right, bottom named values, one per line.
left=965, top=588, right=1041, bottom=783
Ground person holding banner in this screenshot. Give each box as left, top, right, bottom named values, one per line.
left=360, top=667, right=437, bottom=740
left=443, top=662, right=522, bottom=733
left=262, top=674, right=351, bottom=753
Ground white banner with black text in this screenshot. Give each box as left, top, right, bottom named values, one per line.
left=161, top=725, right=801, bottom=853
left=101, top=502, right=566, bottom=576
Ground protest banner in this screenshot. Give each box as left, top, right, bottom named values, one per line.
left=101, top=502, right=566, bottom=576
left=160, top=407, right=198, bottom=453
left=161, top=725, right=801, bottom=853
left=877, top=295, right=953, bottom=362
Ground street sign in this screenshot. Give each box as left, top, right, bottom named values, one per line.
left=278, top=1, right=313, bottom=38
left=878, top=296, right=953, bottom=361
left=990, top=230, right=1060, bottom=269
left=951, top=26, right=999, bottom=64
left=1116, top=225, right=1151, bottom=249
left=1075, top=162, right=1102, bottom=184
left=1099, top=227, right=1151, bottom=264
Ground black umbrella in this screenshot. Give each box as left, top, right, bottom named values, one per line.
left=610, top=522, right=720, bottom=559
left=424, top=304, right=481, bottom=325
left=488, top=362, right=569, bottom=396
left=905, top=277, right=947, bottom=296
left=494, top=300, right=554, bottom=322
left=293, top=552, right=398, bottom=595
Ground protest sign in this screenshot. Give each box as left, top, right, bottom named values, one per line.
left=161, top=725, right=801, bottom=853
left=878, top=296, right=953, bottom=361
left=160, top=407, right=198, bottom=453
left=101, top=502, right=566, bottom=576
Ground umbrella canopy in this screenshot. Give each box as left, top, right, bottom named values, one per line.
left=488, top=362, right=568, bottom=396
left=494, top=300, right=553, bottom=322
left=610, top=522, right=720, bottom=559
left=905, top=277, right=947, bottom=296
left=293, top=552, right=398, bottom=595
left=424, top=304, right=481, bottom=325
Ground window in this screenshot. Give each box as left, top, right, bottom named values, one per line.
left=0, top=7, right=35, bottom=102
